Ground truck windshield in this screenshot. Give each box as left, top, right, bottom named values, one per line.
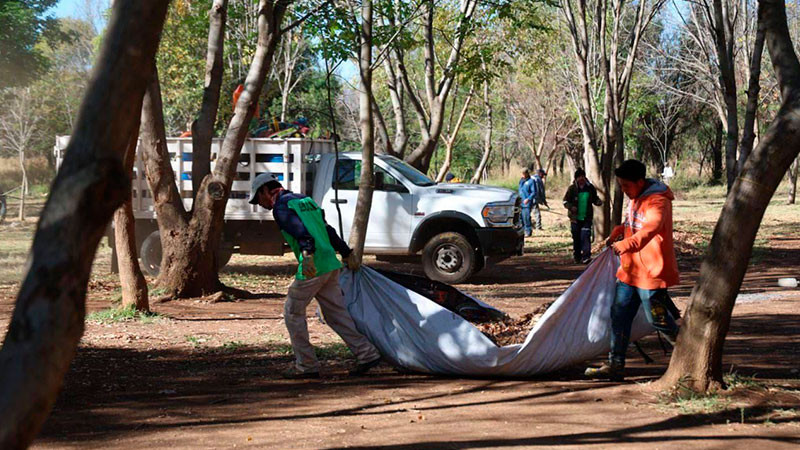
left=382, top=156, right=436, bottom=186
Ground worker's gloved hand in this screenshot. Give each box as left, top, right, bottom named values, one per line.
left=301, top=251, right=317, bottom=278
left=611, top=242, right=623, bottom=255
left=345, top=252, right=361, bottom=271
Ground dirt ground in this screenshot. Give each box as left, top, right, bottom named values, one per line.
left=1, top=194, right=800, bottom=449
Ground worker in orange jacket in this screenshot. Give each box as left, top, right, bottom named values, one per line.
left=585, top=159, right=680, bottom=381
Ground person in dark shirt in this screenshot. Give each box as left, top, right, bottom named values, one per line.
left=563, top=168, right=603, bottom=264
left=249, top=172, right=382, bottom=379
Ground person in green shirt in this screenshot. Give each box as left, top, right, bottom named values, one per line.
left=563, top=168, right=603, bottom=264
left=249, top=171, right=382, bottom=379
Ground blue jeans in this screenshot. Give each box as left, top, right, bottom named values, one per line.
left=521, top=206, right=532, bottom=234
left=609, top=281, right=679, bottom=366
left=570, top=220, right=592, bottom=260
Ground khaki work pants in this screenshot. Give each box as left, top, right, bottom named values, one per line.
left=285, top=269, right=380, bottom=373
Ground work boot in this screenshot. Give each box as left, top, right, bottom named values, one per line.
left=281, top=367, right=320, bottom=380
left=349, top=357, right=382, bottom=376
left=584, top=361, right=624, bottom=381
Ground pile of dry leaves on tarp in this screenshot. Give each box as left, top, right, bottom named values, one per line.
left=472, top=302, right=554, bottom=346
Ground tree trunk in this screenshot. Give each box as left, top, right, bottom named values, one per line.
left=17, top=149, right=26, bottom=222
left=0, top=1, right=168, bottom=447
left=470, top=81, right=492, bottom=184
left=739, top=25, right=766, bottom=170
left=349, top=0, right=374, bottom=264
left=712, top=120, right=723, bottom=183
left=789, top=156, right=799, bottom=204
left=142, top=0, right=287, bottom=298
left=658, top=0, right=800, bottom=392
left=114, top=130, right=149, bottom=311
left=191, top=0, right=228, bottom=198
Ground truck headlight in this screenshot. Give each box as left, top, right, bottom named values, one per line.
left=482, top=203, right=515, bottom=227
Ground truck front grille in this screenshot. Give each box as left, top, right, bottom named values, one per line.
left=513, top=197, right=522, bottom=228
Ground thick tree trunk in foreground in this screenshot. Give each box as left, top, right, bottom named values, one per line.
left=115, top=130, right=149, bottom=311
left=658, top=0, right=800, bottom=392
left=349, top=0, right=374, bottom=264
left=141, top=0, right=287, bottom=298
left=0, top=2, right=168, bottom=447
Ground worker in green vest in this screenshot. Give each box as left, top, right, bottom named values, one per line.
left=563, top=168, right=603, bottom=264
left=249, top=171, right=382, bottom=379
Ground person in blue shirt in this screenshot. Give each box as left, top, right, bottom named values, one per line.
left=519, top=169, right=536, bottom=237
left=531, top=168, right=548, bottom=230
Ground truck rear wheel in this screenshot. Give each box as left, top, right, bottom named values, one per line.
left=422, top=232, right=476, bottom=284
left=139, top=230, right=233, bottom=277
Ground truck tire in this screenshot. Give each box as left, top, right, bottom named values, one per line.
left=422, top=232, right=476, bottom=284
left=139, top=230, right=234, bottom=277
left=140, top=230, right=162, bottom=277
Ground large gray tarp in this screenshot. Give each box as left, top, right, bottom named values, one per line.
left=341, top=249, right=653, bottom=377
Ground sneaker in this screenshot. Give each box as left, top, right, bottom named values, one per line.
left=349, top=357, right=382, bottom=376
left=524, top=232, right=532, bottom=238
left=581, top=256, right=592, bottom=264
left=584, top=362, right=624, bottom=381
left=281, top=367, right=320, bottom=379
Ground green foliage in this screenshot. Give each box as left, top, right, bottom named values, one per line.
left=86, top=305, right=163, bottom=324
left=0, top=0, right=62, bottom=87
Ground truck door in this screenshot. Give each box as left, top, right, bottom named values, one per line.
left=320, top=158, right=413, bottom=251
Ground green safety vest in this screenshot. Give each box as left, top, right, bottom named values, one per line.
left=577, top=191, right=591, bottom=221
left=281, top=197, right=343, bottom=280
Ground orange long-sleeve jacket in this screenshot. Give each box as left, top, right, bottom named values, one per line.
left=609, top=180, right=679, bottom=290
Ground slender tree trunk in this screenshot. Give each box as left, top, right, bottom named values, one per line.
left=0, top=2, right=168, bottom=447
left=712, top=120, right=723, bottom=184
left=789, top=156, right=799, bottom=204
left=739, top=25, right=766, bottom=170
left=17, top=150, right=26, bottom=222
left=658, top=0, right=800, bottom=392
left=349, top=0, right=374, bottom=264
left=115, top=130, right=149, bottom=311
left=191, top=0, right=228, bottom=198
left=470, top=81, right=493, bottom=184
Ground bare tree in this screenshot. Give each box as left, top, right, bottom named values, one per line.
left=272, top=25, right=309, bottom=121
left=560, top=0, right=664, bottom=237
left=394, top=0, right=479, bottom=172
left=0, top=1, right=168, bottom=446
left=658, top=0, right=800, bottom=392
left=0, top=88, right=40, bottom=222
left=641, top=89, right=685, bottom=175
left=435, top=83, right=474, bottom=182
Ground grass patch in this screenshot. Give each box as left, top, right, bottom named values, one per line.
left=314, top=342, right=353, bottom=360
left=86, top=305, right=163, bottom=324
left=220, top=340, right=245, bottom=352
left=724, top=371, right=764, bottom=389
left=658, top=376, right=731, bottom=415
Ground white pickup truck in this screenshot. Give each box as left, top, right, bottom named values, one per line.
left=54, top=137, right=523, bottom=283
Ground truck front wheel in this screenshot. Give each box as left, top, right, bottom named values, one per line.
left=422, top=232, right=477, bottom=284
